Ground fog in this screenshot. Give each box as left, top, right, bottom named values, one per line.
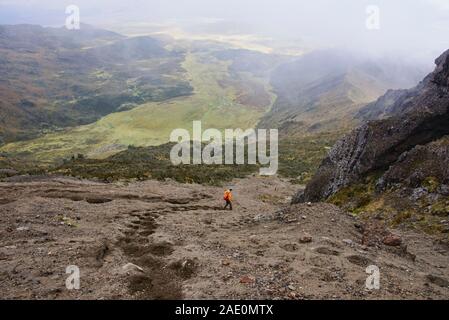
left=1, top=0, right=449, bottom=64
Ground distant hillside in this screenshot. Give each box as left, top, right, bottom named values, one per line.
left=212, top=48, right=288, bottom=77
left=0, top=49, right=276, bottom=162
left=258, top=49, right=427, bottom=136
left=0, top=24, right=193, bottom=144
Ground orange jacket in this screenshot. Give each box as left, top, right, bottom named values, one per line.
left=224, top=190, right=232, bottom=201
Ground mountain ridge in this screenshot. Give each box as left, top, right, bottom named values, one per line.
left=294, top=48, right=449, bottom=203
left=292, top=49, right=449, bottom=238
left=258, top=49, right=427, bottom=136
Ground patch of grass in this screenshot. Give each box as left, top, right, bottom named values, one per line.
left=51, top=143, right=259, bottom=186
left=391, top=210, right=413, bottom=228
left=57, top=215, right=79, bottom=228
left=415, top=215, right=447, bottom=235
left=327, top=172, right=381, bottom=213
left=422, top=176, right=440, bottom=193
left=0, top=154, right=47, bottom=178
left=327, top=170, right=449, bottom=239
left=278, top=132, right=340, bottom=184
left=430, top=198, right=449, bottom=216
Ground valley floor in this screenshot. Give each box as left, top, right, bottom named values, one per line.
left=0, top=175, right=448, bottom=299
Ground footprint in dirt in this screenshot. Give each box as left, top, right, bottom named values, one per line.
left=346, top=254, right=374, bottom=267
left=220, top=216, right=255, bottom=230
left=280, top=243, right=299, bottom=252
left=315, top=247, right=341, bottom=256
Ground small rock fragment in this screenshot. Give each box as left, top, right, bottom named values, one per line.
left=122, top=263, right=144, bottom=273
left=221, top=259, right=231, bottom=266
left=249, top=235, right=258, bottom=243
left=383, top=234, right=402, bottom=246
left=240, top=276, right=255, bottom=284
left=299, top=234, right=313, bottom=243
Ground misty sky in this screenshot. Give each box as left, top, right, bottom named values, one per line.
left=1, top=0, right=449, bottom=63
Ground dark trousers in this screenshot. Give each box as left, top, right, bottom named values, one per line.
left=224, top=200, right=232, bottom=210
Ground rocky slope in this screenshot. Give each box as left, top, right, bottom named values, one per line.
left=294, top=49, right=449, bottom=204
left=1, top=175, right=448, bottom=299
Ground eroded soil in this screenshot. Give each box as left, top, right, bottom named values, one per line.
left=0, top=175, right=448, bottom=299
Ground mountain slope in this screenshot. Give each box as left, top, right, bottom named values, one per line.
left=1, top=175, right=449, bottom=299
left=293, top=49, right=449, bottom=237
left=0, top=24, right=192, bottom=144
left=258, top=50, right=427, bottom=136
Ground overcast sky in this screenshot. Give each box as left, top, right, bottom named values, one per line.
left=1, top=0, right=448, bottom=63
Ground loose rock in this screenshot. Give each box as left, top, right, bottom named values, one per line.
left=383, top=234, right=402, bottom=246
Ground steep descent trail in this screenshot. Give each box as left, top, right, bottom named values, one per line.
left=0, top=175, right=448, bottom=299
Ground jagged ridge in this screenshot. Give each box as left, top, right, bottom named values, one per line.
left=294, top=49, right=449, bottom=203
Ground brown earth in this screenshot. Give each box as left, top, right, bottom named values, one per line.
left=0, top=175, right=448, bottom=299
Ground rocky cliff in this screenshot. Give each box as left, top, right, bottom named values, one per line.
left=293, top=49, right=449, bottom=203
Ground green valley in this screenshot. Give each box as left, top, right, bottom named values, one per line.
left=0, top=51, right=275, bottom=162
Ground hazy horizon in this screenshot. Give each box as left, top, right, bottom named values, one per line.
left=1, top=0, right=449, bottom=64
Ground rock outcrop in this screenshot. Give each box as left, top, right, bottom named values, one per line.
left=293, top=49, right=449, bottom=203
left=377, top=136, right=449, bottom=193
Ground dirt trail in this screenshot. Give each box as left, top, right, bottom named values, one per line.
left=0, top=175, right=448, bottom=299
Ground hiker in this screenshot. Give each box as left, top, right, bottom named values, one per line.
left=223, top=188, right=233, bottom=210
